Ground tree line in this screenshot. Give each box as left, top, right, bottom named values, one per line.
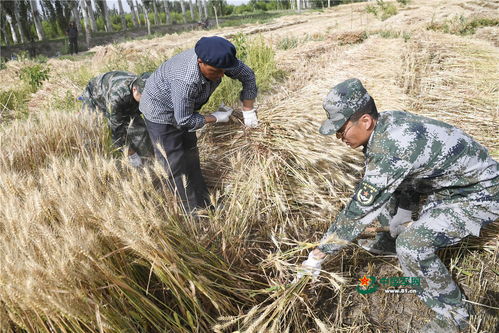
left=0, top=0, right=364, bottom=47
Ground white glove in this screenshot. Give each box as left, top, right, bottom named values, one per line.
left=211, top=103, right=233, bottom=123
left=242, top=109, right=258, bottom=127
left=296, top=251, right=325, bottom=280
left=128, top=152, right=143, bottom=168
left=389, top=207, right=413, bottom=238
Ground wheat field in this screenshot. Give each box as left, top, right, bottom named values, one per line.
left=1, top=0, right=498, bottom=332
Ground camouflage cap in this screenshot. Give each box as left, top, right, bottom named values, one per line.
left=319, top=78, right=372, bottom=135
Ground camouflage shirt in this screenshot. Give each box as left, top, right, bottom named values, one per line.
left=319, top=111, right=499, bottom=253
left=82, top=71, right=139, bottom=117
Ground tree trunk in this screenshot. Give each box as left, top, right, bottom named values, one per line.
left=86, top=0, right=98, bottom=32
left=296, top=0, right=301, bottom=13
left=71, top=5, right=82, bottom=32
left=0, top=2, right=11, bottom=45
left=29, top=0, right=45, bottom=40
left=5, top=14, right=19, bottom=44
left=141, top=3, right=151, bottom=35
left=202, top=0, right=208, bottom=19
left=180, top=1, right=187, bottom=23
left=1, top=18, right=10, bottom=45
left=197, top=0, right=203, bottom=20
left=117, top=0, right=127, bottom=30
left=133, top=0, right=141, bottom=26
left=213, top=5, right=219, bottom=28
left=14, top=1, right=26, bottom=44
left=188, top=0, right=195, bottom=21
left=126, top=0, right=138, bottom=27
left=80, top=0, right=92, bottom=47
left=102, top=0, right=113, bottom=32
left=152, top=0, right=159, bottom=25
left=163, top=0, right=171, bottom=25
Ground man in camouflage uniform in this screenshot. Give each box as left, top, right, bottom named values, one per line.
left=80, top=71, right=153, bottom=167
left=298, top=78, right=499, bottom=332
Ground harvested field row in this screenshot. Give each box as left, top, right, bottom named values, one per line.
left=1, top=0, right=497, bottom=332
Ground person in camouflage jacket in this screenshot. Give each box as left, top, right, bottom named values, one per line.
left=298, top=78, right=498, bottom=333
left=80, top=71, right=153, bottom=167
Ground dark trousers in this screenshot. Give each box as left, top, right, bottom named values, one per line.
left=145, top=119, right=209, bottom=213
left=69, top=38, right=78, bottom=54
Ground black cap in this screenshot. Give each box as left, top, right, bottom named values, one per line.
left=194, top=36, right=238, bottom=69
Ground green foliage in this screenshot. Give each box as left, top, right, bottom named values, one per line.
left=234, top=4, right=254, bottom=14
left=136, top=32, right=164, bottom=41
left=379, top=30, right=400, bottom=38
left=34, top=55, right=48, bottom=64
left=41, top=20, right=61, bottom=39
left=16, top=51, right=30, bottom=62
left=52, top=89, right=78, bottom=111
left=375, top=30, right=410, bottom=41
left=201, top=35, right=283, bottom=111
left=277, top=36, right=299, bottom=50
left=170, top=12, right=184, bottom=24
left=427, top=15, right=499, bottom=35
left=104, top=44, right=130, bottom=72
left=19, top=64, right=50, bottom=92
left=67, top=65, right=95, bottom=88
left=0, top=87, right=31, bottom=119
left=133, top=54, right=166, bottom=74
left=396, top=0, right=410, bottom=5
left=378, top=1, right=398, bottom=20
left=219, top=12, right=284, bottom=28
left=366, top=0, right=398, bottom=21
left=232, top=32, right=249, bottom=58
left=365, top=4, right=378, bottom=16
left=0, top=58, right=6, bottom=71
left=96, top=16, right=106, bottom=31
left=276, top=32, right=326, bottom=50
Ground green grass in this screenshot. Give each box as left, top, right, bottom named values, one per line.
left=0, top=87, right=31, bottom=121
left=52, top=90, right=79, bottom=111
left=427, top=15, right=499, bottom=35
left=219, top=11, right=290, bottom=28
left=365, top=0, right=398, bottom=21
left=276, top=33, right=326, bottom=51
left=376, top=30, right=411, bottom=41
left=277, top=36, right=299, bottom=50
left=132, top=53, right=166, bottom=74
left=19, top=63, right=50, bottom=92
left=201, top=35, right=284, bottom=112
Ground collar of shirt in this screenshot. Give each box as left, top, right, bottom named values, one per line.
left=363, top=112, right=388, bottom=156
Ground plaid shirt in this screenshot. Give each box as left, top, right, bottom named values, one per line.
left=139, top=48, right=257, bottom=131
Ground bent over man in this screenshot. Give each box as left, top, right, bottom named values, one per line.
left=139, top=36, right=258, bottom=213
left=299, top=78, right=498, bottom=333
left=80, top=71, right=153, bottom=167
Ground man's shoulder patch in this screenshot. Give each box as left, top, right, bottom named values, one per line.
left=355, top=182, right=379, bottom=206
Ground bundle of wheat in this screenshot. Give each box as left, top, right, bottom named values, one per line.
left=1, top=0, right=497, bottom=332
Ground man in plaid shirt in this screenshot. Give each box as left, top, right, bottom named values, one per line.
left=140, top=36, right=258, bottom=213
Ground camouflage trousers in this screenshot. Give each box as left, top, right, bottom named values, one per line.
left=80, top=97, right=153, bottom=158
left=394, top=190, right=499, bottom=327
left=107, top=111, right=153, bottom=158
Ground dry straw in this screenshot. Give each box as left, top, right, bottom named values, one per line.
left=1, top=0, right=498, bottom=332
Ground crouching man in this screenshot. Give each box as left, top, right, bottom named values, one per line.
left=299, top=78, right=498, bottom=332
left=80, top=71, right=153, bottom=167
